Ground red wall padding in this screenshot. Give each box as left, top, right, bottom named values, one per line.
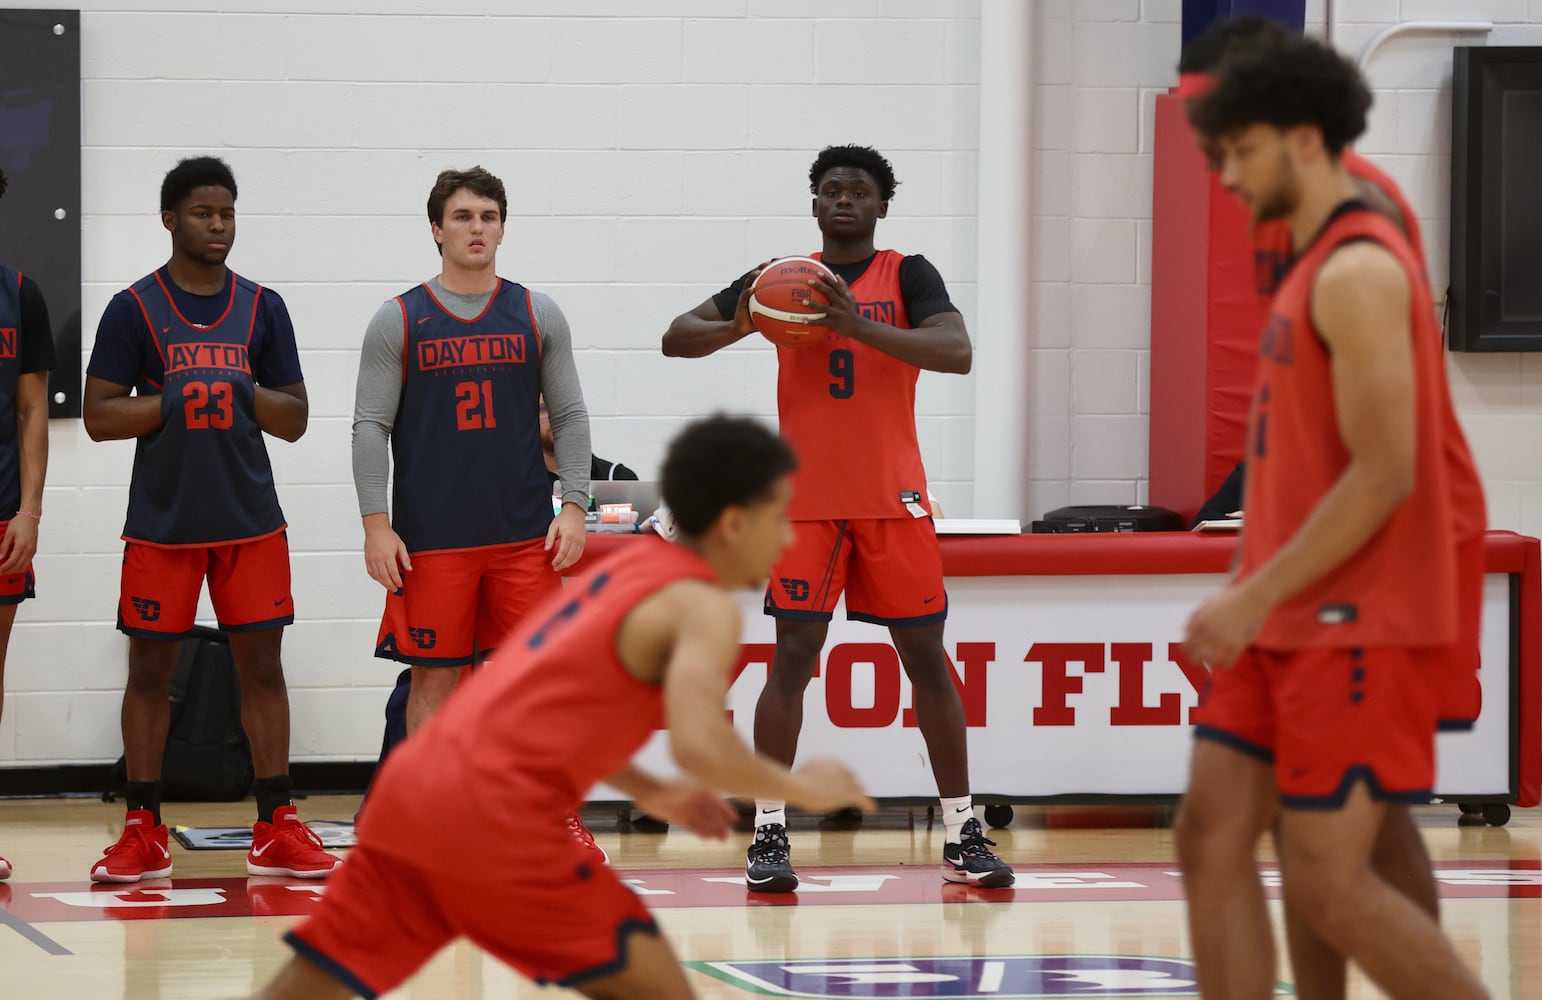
left=1149, top=90, right=1263, bottom=518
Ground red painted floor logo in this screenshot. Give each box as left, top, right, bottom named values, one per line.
left=1, top=878, right=327, bottom=923
left=687, top=956, right=1292, bottom=997
left=0, top=861, right=1536, bottom=924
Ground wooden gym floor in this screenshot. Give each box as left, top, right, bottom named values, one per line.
left=0, top=796, right=1538, bottom=998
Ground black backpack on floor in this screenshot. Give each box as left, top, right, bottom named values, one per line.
left=108, top=627, right=255, bottom=802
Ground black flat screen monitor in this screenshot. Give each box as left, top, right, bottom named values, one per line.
left=1450, top=46, right=1542, bottom=352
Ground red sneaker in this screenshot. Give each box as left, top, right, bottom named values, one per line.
left=247, top=806, right=341, bottom=879
left=567, top=812, right=609, bottom=866
left=91, top=810, right=173, bottom=883
left=0, top=852, right=11, bottom=880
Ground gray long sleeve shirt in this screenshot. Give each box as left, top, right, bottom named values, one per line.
left=351, top=277, right=591, bottom=517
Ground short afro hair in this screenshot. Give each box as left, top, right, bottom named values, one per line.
left=661, top=414, right=796, bottom=538
left=1187, top=33, right=1371, bottom=158
left=809, top=145, right=898, bottom=201
left=1177, top=15, right=1292, bottom=75
left=160, top=156, right=237, bottom=212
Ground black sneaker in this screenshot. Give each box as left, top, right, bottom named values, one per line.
left=745, top=823, right=799, bottom=892
left=942, top=817, right=1014, bottom=888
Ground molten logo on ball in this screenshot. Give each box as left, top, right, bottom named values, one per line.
left=750, top=256, right=836, bottom=348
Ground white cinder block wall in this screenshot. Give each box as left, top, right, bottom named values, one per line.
left=0, top=0, right=984, bottom=767
left=1329, top=0, right=1542, bottom=540
left=1025, top=0, right=1542, bottom=519
left=3, top=0, right=1540, bottom=767
left=1029, top=0, right=1180, bottom=519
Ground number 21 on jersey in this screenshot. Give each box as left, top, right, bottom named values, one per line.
left=455, top=379, right=497, bottom=430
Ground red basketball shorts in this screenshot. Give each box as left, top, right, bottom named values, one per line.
left=285, top=816, right=655, bottom=994
left=0, top=520, right=36, bottom=606
left=117, top=530, right=292, bottom=639
left=1435, top=535, right=1485, bottom=730
left=375, top=538, right=561, bottom=667
left=763, top=517, right=945, bottom=626
left=1193, top=644, right=1440, bottom=808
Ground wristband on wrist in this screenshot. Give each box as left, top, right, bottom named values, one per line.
left=14, top=510, right=40, bottom=521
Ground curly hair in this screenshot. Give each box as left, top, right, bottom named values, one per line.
left=160, top=156, right=238, bottom=212
left=1177, top=15, right=1292, bottom=75
left=1187, top=33, right=1371, bottom=157
left=808, top=145, right=898, bottom=201
left=661, top=414, right=796, bottom=538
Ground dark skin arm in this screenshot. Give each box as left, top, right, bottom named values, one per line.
left=255, top=382, right=308, bottom=442
left=0, top=372, right=50, bottom=573
left=812, top=274, right=972, bottom=374
left=82, top=375, right=164, bottom=442
left=84, top=376, right=309, bottom=443
left=661, top=265, right=766, bottom=358
left=662, top=265, right=973, bottom=374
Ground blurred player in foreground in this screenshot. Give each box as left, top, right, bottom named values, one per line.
left=258, top=414, right=873, bottom=1000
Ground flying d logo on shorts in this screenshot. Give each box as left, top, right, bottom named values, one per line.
left=780, top=578, right=810, bottom=602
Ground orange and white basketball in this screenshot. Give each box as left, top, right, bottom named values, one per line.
left=748, top=256, right=835, bottom=348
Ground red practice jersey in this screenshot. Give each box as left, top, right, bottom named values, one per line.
left=1253, top=152, right=1426, bottom=306
left=1344, top=150, right=1426, bottom=267
left=1239, top=205, right=1459, bottom=650
left=369, top=538, right=717, bottom=846
left=777, top=249, right=929, bottom=521
left=1251, top=156, right=1486, bottom=545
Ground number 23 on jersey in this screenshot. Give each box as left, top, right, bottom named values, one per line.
left=182, top=380, right=234, bottom=430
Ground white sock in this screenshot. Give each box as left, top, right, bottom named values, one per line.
left=755, top=801, right=787, bottom=829
left=942, top=795, right=973, bottom=843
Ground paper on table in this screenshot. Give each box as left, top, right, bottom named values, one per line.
left=1191, top=511, right=1243, bottom=533
left=933, top=518, right=1023, bottom=535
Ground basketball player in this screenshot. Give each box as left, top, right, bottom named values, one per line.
left=662, top=145, right=1012, bottom=891
left=0, top=167, right=57, bottom=882
left=1181, top=37, right=1486, bottom=998
left=352, top=165, right=597, bottom=853
left=256, top=415, right=873, bottom=1000
left=1175, top=20, right=1488, bottom=999
left=82, top=157, right=336, bottom=882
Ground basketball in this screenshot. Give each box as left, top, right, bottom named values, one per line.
left=749, top=256, right=835, bottom=348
